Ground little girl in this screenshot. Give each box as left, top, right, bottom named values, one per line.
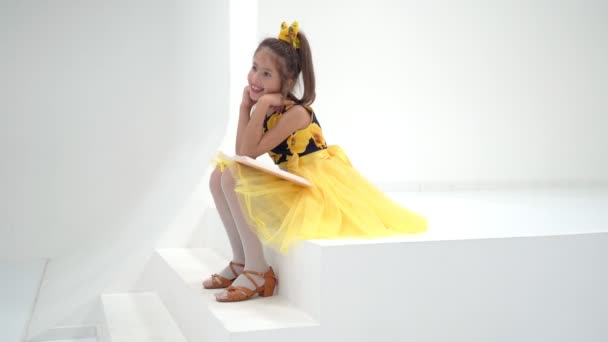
left=203, top=21, right=427, bottom=302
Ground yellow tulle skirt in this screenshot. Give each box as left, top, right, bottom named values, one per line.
left=214, top=145, right=427, bottom=254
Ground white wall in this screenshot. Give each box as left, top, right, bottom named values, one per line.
left=219, top=0, right=260, bottom=157
left=0, top=260, right=47, bottom=342
left=257, top=0, right=608, bottom=185
left=1, top=0, right=230, bottom=339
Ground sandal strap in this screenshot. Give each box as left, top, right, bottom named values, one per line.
left=241, top=268, right=277, bottom=288
left=211, top=273, right=229, bottom=286
left=242, top=270, right=262, bottom=289
left=226, top=285, right=255, bottom=299
left=229, top=261, right=245, bottom=278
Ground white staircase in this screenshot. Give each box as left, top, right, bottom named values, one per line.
left=98, top=246, right=320, bottom=342
left=97, top=190, right=608, bottom=342
left=150, top=248, right=319, bottom=341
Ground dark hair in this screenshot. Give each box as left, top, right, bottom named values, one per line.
left=255, top=31, right=316, bottom=105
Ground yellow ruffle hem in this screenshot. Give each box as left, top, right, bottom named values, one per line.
left=214, top=145, right=427, bottom=254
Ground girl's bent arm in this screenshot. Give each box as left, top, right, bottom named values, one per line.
left=235, top=105, right=251, bottom=154
left=235, top=85, right=256, bottom=154
left=238, top=101, right=310, bottom=159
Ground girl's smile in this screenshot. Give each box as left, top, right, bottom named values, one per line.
left=249, top=84, right=265, bottom=98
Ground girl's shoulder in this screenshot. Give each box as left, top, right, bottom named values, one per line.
left=264, top=104, right=312, bottom=132
left=284, top=104, right=322, bottom=130
left=264, top=103, right=312, bottom=118
left=283, top=103, right=314, bottom=117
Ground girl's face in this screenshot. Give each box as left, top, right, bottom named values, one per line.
left=247, top=47, right=283, bottom=101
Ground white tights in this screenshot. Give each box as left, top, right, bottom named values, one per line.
left=204, top=167, right=269, bottom=294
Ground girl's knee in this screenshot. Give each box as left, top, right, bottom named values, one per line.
left=209, top=167, right=223, bottom=194
left=220, top=168, right=236, bottom=191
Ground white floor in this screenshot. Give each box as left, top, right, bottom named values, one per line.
left=4, top=189, right=607, bottom=342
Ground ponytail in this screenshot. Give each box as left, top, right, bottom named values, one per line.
left=255, top=22, right=316, bottom=105
left=296, top=32, right=316, bottom=105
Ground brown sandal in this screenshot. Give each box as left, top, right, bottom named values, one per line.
left=216, top=267, right=277, bottom=302
left=202, top=261, right=245, bottom=289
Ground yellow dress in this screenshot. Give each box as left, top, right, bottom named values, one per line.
left=215, top=105, right=427, bottom=253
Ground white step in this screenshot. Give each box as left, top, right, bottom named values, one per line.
left=100, top=292, right=187, bottom=342
left=135, top=248, right=319, bottom=342
left=160, top=248, right=318, bottom=331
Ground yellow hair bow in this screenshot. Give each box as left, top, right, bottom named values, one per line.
left=278, top=21, right=300, bottom=49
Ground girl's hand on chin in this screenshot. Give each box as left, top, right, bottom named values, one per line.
left=240, top=86, right=256, bottom=110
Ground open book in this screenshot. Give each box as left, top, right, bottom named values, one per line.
left=231, top=155, right=313, bottom=187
